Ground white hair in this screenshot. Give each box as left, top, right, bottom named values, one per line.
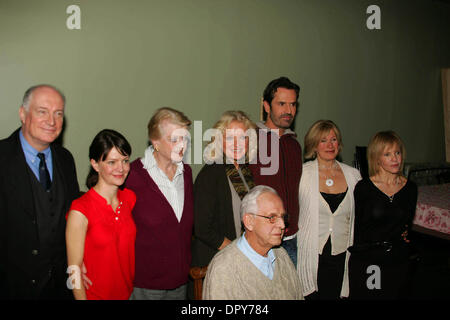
left=22, top=84, right=66, bottom=111
left=240, top=185, right=279, bottom=222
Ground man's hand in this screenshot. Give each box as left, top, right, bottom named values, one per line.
left=81, top=262, right=92, bottom=289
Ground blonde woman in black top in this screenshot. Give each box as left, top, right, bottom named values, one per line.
left=349, top=131, right=417, bottom=299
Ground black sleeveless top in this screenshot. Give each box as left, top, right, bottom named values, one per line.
left=320, top=188, right=348, bottom=213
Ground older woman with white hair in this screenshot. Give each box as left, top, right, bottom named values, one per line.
left=125, top=107, right=194, bottom=300
left=297, top=120, right=362, bottom=300
left=191, top=110, right=257, bottom=270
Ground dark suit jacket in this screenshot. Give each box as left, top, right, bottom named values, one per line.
left=191, top=163, right=239, bottom=267
left=0, top=128, right=79, bottom=299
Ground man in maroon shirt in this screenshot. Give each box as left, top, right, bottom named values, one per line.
left=250, top=77, right=303, bottom=266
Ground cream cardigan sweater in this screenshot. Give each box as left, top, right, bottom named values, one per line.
left=203, top=239, right=303, bottom=300
left=296, top=159, right=361, bottom=297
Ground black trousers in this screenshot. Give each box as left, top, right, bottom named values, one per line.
left=305, top=238, right=346, bottom=300
left=348, top=242, right=412, bottom=300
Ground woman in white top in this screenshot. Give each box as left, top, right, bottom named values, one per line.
left=297, top=120, right=361, bottom=299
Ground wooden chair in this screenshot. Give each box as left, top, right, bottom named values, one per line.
left=189, top=266, right=208, bottom=300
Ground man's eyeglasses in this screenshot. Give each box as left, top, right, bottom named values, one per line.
left=251, top=213, right=288, bottom=225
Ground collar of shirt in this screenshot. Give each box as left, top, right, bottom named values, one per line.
left=236, top=232, right=277, bottom=280
left=141, top=145, right=185, bottom=222
left=89, top=187, right=124, bottom=210
left=19, top=129, right=53, bottom=181
left=141, top=145, right=184, bottom=178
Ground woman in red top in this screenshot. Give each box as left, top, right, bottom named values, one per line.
left=66, top=129, right=136, bottom=300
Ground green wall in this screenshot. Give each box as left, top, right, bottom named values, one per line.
left=1, top=0, right=449, bottom=190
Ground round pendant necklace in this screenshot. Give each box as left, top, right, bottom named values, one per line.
left=319, top=161, right=339, bottom=187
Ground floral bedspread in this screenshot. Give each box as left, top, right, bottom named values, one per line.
left=413, top=183, right=450, bottom=235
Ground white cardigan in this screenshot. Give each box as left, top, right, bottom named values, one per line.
left=296, top=159, right=361, bottom=297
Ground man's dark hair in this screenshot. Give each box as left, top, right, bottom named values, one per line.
left=262, top=77, right=300, bottom=121
left=263, top=77, right=300, bottom=105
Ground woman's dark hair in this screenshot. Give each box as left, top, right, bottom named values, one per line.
left=85, top=129, right=132, bottom=189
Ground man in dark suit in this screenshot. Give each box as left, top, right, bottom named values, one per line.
left=0, top=84, right=79, bottom=299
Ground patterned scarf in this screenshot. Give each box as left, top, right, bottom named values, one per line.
left=224, top=155, right=255, bottom=200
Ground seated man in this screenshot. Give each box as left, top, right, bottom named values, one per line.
left=202, top=185, right=303, bottom=300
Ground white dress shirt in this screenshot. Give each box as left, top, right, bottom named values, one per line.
left=141, top=146, right=185, bottom=222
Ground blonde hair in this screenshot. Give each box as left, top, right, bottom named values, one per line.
left=367, top=130, right=406, bottom=177
left=204, top=110, right=257, bottom=162
left=303, top=120, right=343, bottom=160
left=147, top=107, right=191, bottom=141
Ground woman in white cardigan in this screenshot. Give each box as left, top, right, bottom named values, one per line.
left=297, top=120, right=361, bottom=299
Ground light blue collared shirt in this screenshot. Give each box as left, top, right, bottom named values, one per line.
left=19, top=130, right=53, bottom=181
left=236, top=232, right=276, bottom=280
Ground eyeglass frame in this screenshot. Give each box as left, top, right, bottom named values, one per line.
left=250, top=213, right=289, bottom=225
